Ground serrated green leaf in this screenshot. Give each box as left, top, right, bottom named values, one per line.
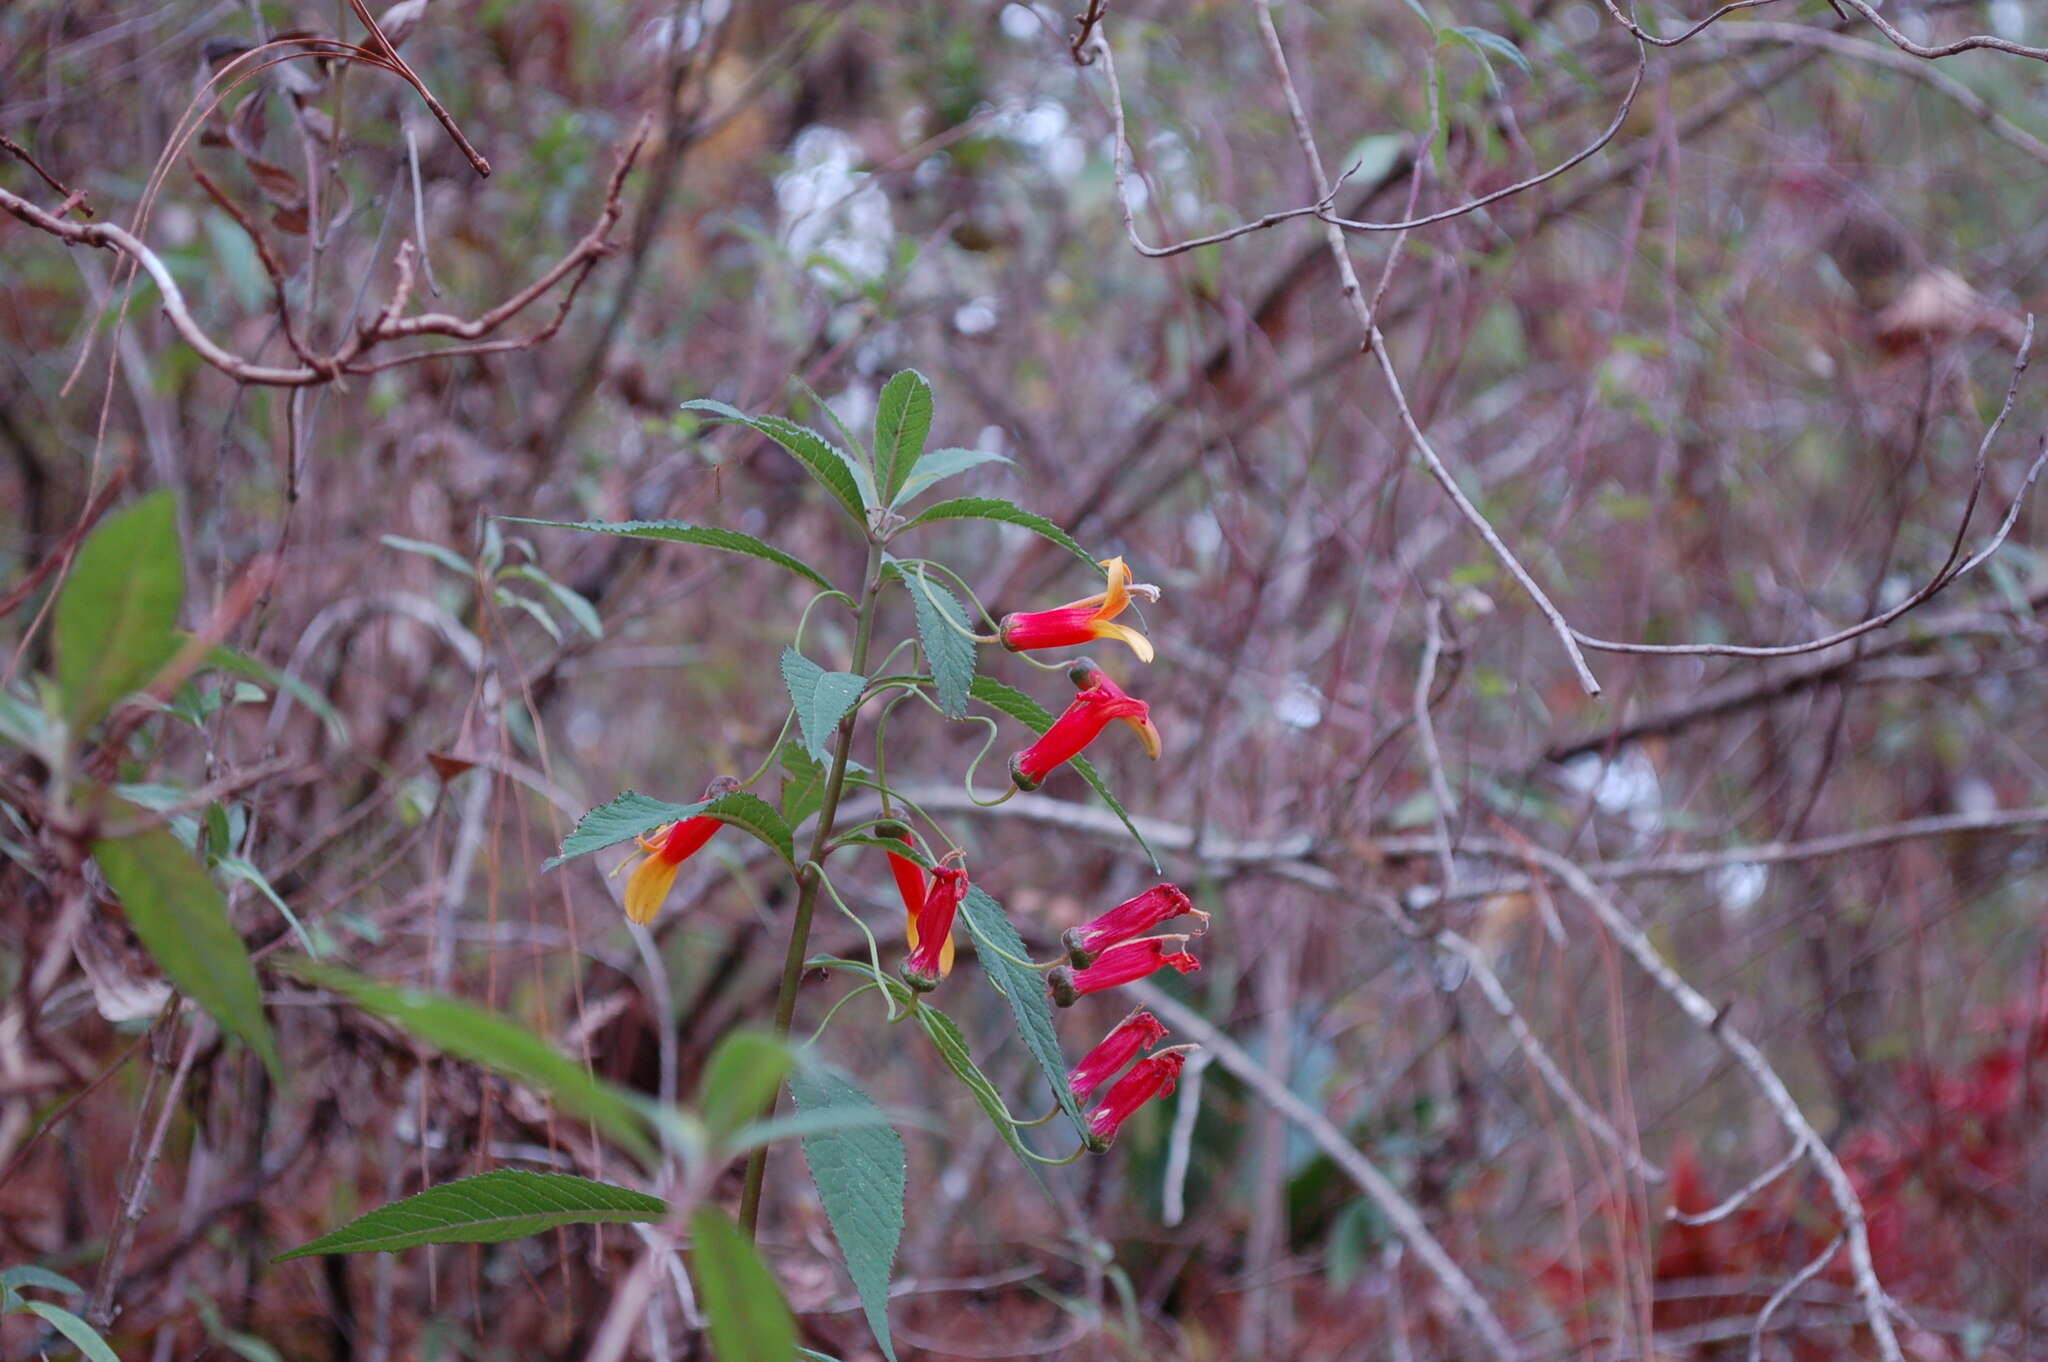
left=276, top=1171, right=665, bottom=1260
left=380, top=534, right=473, bottom=578
left=280, top=961, right=657, bottom=1163
left=872, top=370, right=934, bottom=503
left=780, top=648, right=867, bottom=763
left=22, top=1302, right=119, bottom=1362
left=780, top=743, right=827, bottom=827
left=902, top=569, right=976, bottom=719
left=956, top=886, right=1087, bottom=1136
left=503, top=517, right=833, bottom=592
left=683, top=400, right=875, bottom=520
left=698, top=1031, right=794, bottom=1143
left=966, top=677, right=1159, bottom=869
left=914, top=1005, right=1039, bottom=1170
left=890, top=448, right=1011, bottom=508
left=549, top=790, right=707, bottom=864
left=692, top=1207, right=798, bottom=1362
left=901, top=497, right=1095, bottom=568
left=91, top=828, right=280, bottom=1080
left=548, top=790, right=794, bottom=868
left=790, top=1068, right=903, bottom=1362
left=55, top=490, right=183, bottom=730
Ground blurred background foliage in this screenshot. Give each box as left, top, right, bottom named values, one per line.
left=5, top=0, right=2048, bottom=1357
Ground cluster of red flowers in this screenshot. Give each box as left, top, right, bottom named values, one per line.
left=617, top=557, right=1207, bottom=1148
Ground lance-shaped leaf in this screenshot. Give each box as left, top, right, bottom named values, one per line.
left=968, top=676, right=1159, bottom=869
left=956, top=886, right=1088, bottom=1137
left=503, top=517, right=833, bottom=592
left=790, top=1068, right=904, bottom=1362
left=871, top=369, right=934, bottom=502
left=92, top=828, right=280, bottom=1080
left=915, top=1003, right=1040, bottom=1172
left=692, top=1207, right=799, bottom=1362
left=890, top=448, right=1011, bottom=508
left=899, top=567, right=976, bottom=719
left=276, top=1171, right=666, bottom=1260
left=901, top=497, right=1094, bottom=568
left=781, top=648, right=867, bottom=764
left=281, top=960, right=657, bottom=1163
left=682, top=400, right=876, bottom=520
left=56, top=490, right=184, bottom=730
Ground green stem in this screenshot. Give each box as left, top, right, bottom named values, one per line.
left=738, top=539, right=886, bottom=1239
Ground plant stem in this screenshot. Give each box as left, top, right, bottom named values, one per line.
left=738, top=538, right=885, bottom=1238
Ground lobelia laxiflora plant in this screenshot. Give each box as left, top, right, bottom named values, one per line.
left=521, top=370, right=1215, bottom=1356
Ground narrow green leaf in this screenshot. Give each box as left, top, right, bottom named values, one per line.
left=682, top=400, right=874, bottom=521
left=692, top=1207, right=799, bottom=1362
left=0, top=1267, right=83, bottom=1296
left=966, top=677, right=1159, bottom=869
left=548, top=790, right=795, bottom=868
left=276, top=1171, right=665, bottom=1260
left=22, top=1302, right=120, bottom=1362
left=204, top=644, right=349, bottom=743
left=91, top=828, right=280, bottom=1080
left=890, top=448, right=1011, bottom=508
left=281, top=960, right=657, bottom=1163
left=903, top=570, right=976, bottom=719
left=1446, top=25, right=1531, bottom=79
left=698, top=1031, right=794, bottom=1143
left=503, top=517, right=833, bottom=592
left=790, top=1068, right=904, bottom=1362
left=780, top=648, right=867, bottom=763
left=380, top=534, right=473, bottom=578
left=55, top=490, right=183, bottom=730
left=914, top=1004, right=1039, bottom=1171
left=956, top=886, right=1088, bottom=1136
left=502, top=565, right=603, bottom=639
left=901, top=497, right=1095, bottom=568
left=872, top=370, right=934, bottom=502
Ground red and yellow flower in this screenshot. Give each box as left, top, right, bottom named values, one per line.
left=1064, top=883, right=1205, bottom=966
left=998, top=556, right=1156, bottom=663
left=901, top=855, right=970, bottom=992
left=1047, top=935, right=1201, bottom=1006
left=1009, top=662, right=1160, bottom=792
left=621, top=816, right=721, bottom=925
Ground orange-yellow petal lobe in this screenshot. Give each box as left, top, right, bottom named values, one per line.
left=1090, top=619, right=1155, bottom=664
left=1119, top=711, right=1163, bottom=760
left=623, top=853, right=682, bottom=925
left=1095, top=557, right=1132, bottom=617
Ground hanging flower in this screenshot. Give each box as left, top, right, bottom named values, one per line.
left=902, top=858, right=970, bottom=992
left=1067, top=1007, right=1170, bottom=1104
left=1009, top=662, right=1160, bottom=792
left=1047, top=935, right=1200, bottom=1006
left=616, top=777, right=737, bottom=924
left=1063, top=884, right=1205, bottom=966
left=998, top=556, right=1157, bottom=663
left=1087, top=1050, right=1188, bottom=1147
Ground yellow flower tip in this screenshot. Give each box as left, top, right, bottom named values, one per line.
left=1125, top=713, right=1163, bottom=760
left=623, top=853, right=682, bottom=925
left=1092, top=619, right=1155, bottom=664
left=938, top=933, right=957, bottom=979
left=1096, top=557, right=1132, bottom=615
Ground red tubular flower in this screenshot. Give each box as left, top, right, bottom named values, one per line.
left=1047, top=935, right=1200, bottom=1007
left=1063, top=884, right=1206, bottom=966
left=998, top=556, right=1156, bottom=663
left=1067, top=1007, right=1169, bottom=1104
left=1087, top=1050, right=1188, bottom=1146
left=1008, top=662, right=1161, bottom=792
left=902, top=860, right=969, bottom=991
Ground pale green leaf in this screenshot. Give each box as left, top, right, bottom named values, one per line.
left=503, top=517, right=833, bottom=592
left=692, top=1207, right=799, bottom=1362
left=91, top=828, right=280, bottom=1080
left=23, top=1302, right=119, bottom=1362
left=780, top=648, right=867, bottom=763
left=872, top=369, right=934, bottom=502
left=901, top=568, right=975, bottom=719
left=790, top=1068, right=903, bottom=1362
left=956, top=886, right=1087, bottom=1136
left=890, top=448, right=1011, bottom=507
left=901, top=497, right=1095, bottom=568
left=55, top=490, right=183, bottom=730
left=682, top=399, right=874, bottom=520
left=698, top=1031, right=794, bottom=1143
